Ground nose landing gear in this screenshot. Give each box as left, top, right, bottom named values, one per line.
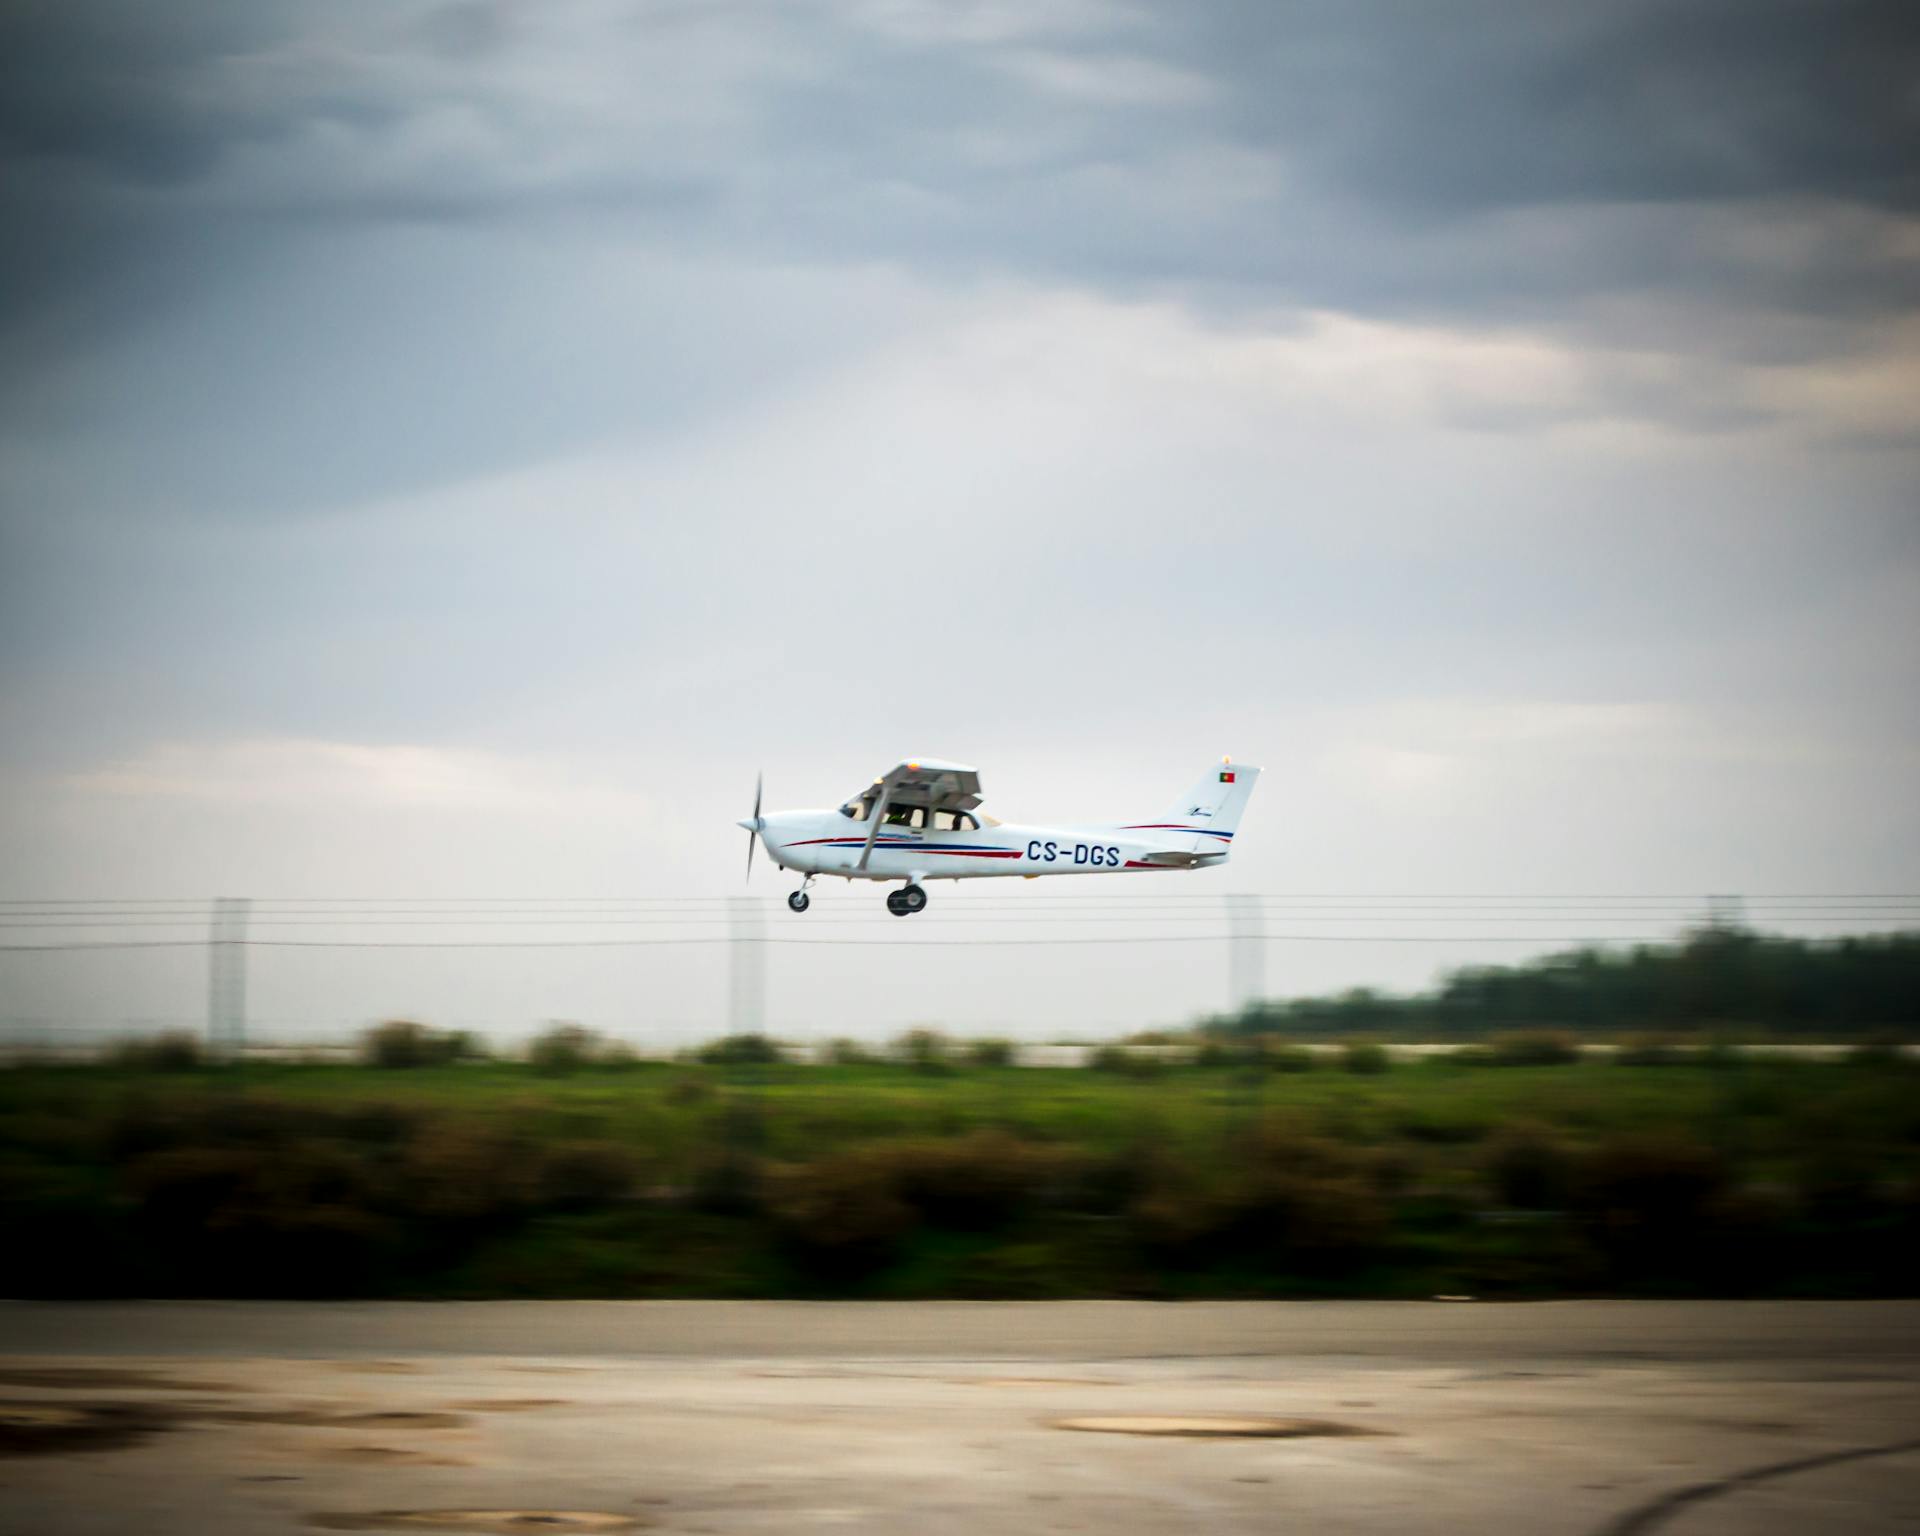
left=788, top=875, right=816, bottom=914
left=886, top=883, right=928, bottom=917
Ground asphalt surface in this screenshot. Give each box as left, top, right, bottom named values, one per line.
left=1, top=1301, right=1916, bottom=1535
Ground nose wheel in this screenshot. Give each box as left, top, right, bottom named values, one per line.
left=787, top=890, right=810, bottom=913
left=886, top=883, right=928, bottom=917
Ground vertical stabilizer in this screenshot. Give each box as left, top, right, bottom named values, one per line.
left=1120, top=760, right=1262, bottom=849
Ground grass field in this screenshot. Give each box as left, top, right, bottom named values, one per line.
left=3, top=1050, right=1916, bottom=1300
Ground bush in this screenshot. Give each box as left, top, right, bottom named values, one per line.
left=966, top=1038, right=1015, bottom=1068
left=1266, top=1043, right=1317, bottom=1073
left=360, top=1020, right=473, bottom=1069
left=1483, top=1030, right=1581, bottom=1067
left=821, top=1038, right=880, bottom=1066
left=889, top=1131, right=1084, bottom=1229
left=527, top=1024, right=600, bottom=1074
left=1615, top=1033, right=1689, bottom=1066
left=1341, top=1040, right=1391, bottom=1075
left=1088, top=1045, right=1163, bottom=1078
left=893, top=1028, right=951, bottom=1073
left=538, top=1140, right=644, bottom=1208
left=1135, top=1130, right=1387, bottom=1273
left=108, top=1033, right=205, bottom=1072
left=664, top=1073, right=713, bottom=1106
left=1575, top=1132, right=1728, bottom=1269
left=697, top=1033, right=785, bottom=1066
left=1848, top=1037, right=1909, bottom=1070
left=765, top=1149, right=914, bottom=1278
left=1191, top=1037, right=1247, bottom=1069
left=124, top=1142, right=393, bottom=1295
left=394, top=1122, right=539, bottom=1224
left=1483, top=1122, right=1576, bottom=1209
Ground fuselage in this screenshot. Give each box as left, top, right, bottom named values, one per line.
left=757, top=809, right=1231, bottom=881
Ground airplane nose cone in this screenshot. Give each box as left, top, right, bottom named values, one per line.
left=737, top=817, right=764, bottom=833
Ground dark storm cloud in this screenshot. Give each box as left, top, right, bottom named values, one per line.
left=2, top=0, right=1914, bottom=326
left=1188, top=0, right=1919, bottom=215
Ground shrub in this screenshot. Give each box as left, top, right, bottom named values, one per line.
left=686, top=1147, right=763, bottom=1216
left=821, top=1038, right=880, bottom=1066
left=1191, top=1037, right=1246, bottom=1069
left=1574, top=1132, right=1728, bottom=1266
left=889, top=1131, right=1084, bottom=1229
left=1235, top=1167, right=1386, bottom=1269
left=123, top=1141, right=393, bottom=1295
left=664, top=1073, right=713, bottom=1106
left=360, top=1020, right=472, bottom=1069
left=1483, top=1030, right=1581, bottom=1067
left=966, top=1038, right=1015, bottom=1068
left=596, top=1040, right=642, bottom=1070
left=1848, top=1037, right=1909, bottom=1070
left=1483, top=1122, right=1576, bottom=1209
left=1088, top=1045, right=1163, bottom=1077
left=1266, top=1043, right=1317, bottom=1073
left=538, top=1139, right=644, bottom=1208
left=1139, top=1128, right=1389, bottom=1273
left=765, top=1149, right=914, bottom=1278
left=527, top=1024, right=600, bottom=1074
left=1615, top=1033, right=1689, bottom=1066
left=108, top=1033, right=205, bottom=1072
left=1341, top=1040, right=1391, bottom=1075
left=697, top=1033, right=785, bottom=1066
left=394, top=1122, right=539, bottom=1223
left=892, top=1028, right=951, bottom=1073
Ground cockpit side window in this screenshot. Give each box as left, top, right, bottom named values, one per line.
left=840, top=798, right=875, bottom=821
left=931, top=809, right=980, bottom=831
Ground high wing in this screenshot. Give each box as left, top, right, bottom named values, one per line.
left=852, top=759, right=982, bottom=871
left=854, top=758, right=982, bottom=813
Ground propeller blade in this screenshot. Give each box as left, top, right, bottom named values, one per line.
left=744, top=771, right=763, bottom=884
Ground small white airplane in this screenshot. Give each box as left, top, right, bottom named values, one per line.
left=738, top=758, right=1261, bottom=915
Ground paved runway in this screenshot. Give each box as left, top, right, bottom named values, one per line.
left=1, top=1302, right=1916, bottom=1535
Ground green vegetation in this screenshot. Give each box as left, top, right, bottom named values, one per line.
left=3, top=1048, right=1916, bottom=1300
left=1206, top=928, right=1920, bottom=1039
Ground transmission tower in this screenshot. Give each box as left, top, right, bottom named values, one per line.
left=727, top=896, right=766, bottom=1037
left=208, top=896, right=251, bottom=1060
left=1227, top=891, right=1265, bottom=1012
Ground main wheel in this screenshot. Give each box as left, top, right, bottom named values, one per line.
left=900, top=883, right=927, bottom=913
left=885, top=890, right=910, bottom=917
left=787, top=890, right=811, bottom=913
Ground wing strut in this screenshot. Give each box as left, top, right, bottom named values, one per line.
left=857, top=768, right=903, bottom=871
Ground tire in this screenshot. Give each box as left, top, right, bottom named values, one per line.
left=886, top=890, right=911, bottom=917
left=787, top=891, right=810, bottom=913
left=900, top=883, right=927, bottom=913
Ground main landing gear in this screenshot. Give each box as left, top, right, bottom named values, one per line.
left=886, top=883, right=928, bottom=918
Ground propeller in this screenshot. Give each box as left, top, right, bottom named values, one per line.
left=742, top=771, right=763, bottom=883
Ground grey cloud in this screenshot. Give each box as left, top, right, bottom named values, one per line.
left=4, top=1, right=1915, bottom=332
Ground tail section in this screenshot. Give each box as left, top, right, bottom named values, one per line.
left=1120, top=760, right=1262, bottom=852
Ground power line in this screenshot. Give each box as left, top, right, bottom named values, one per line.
left=0, top=931, right=1830, bottom=952
left=4, top=892, right=1919, bottom=906
left=4, top=912, right=1917, bottom=930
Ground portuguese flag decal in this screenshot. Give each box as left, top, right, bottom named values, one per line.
left=1219, top=770, right=1236, bottom=783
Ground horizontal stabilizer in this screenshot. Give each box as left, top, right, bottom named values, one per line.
left=1131, top=848, right=1227, bottom=868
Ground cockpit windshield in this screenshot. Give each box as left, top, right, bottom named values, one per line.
left=838, top=802, right=982, bottom=830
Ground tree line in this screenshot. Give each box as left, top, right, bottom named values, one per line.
left=1207, top=927, right=1920, bottom=1039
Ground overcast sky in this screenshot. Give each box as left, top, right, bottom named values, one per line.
left=1, top=0, right=1916, bottom=1043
